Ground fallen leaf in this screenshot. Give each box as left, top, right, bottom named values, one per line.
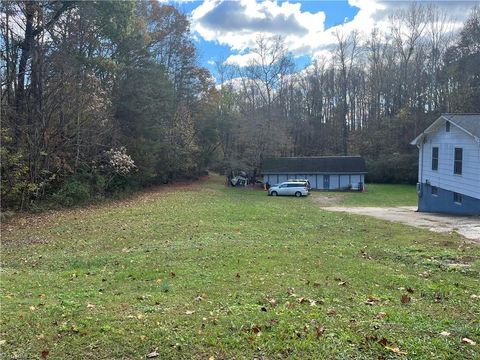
left=401, top=294, right=411, bottom=304
left=378, top=338, right=389, bottom=346
left=268, top=298, right=277, bottom=307
left=41, top=349, right=49, bottom=358
left=0, top=340, right=5, bottom=345
left=462, top=338, right=476, bottom=345
left=327, top=308, right=337, bottom=316
left=251, top=325, right=261, bottom=334
left=406, top=287, right=414, bottom=293
left=29, top=306, right=36, bottom=311
left=86, top=303, right=95, bottom=308
left=194, top=295, right=204, bottom=302
left=155, top=278, right=162, bottom=284
left=146, top=351, right=159, bottom=358
left=235, top=273, right=240, bottom=278
left=440, top=331, right=451, bottom=337
left=170, top=272, right=176, bottom=277
left=185, top=310, right=195, bottom=315
left=315, top=325, right=325, bottom=338
left=375, top=311, right=387, bottom=319
left=287, top=288, right=295, bottom=296
left=338, top=281, right=347, bottom=286
left=385, top=346, right=407, bottom=355
left=365, top=296, right=379, bottom=305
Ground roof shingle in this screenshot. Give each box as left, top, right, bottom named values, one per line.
left=443, top=114, right=480, bottom=138
left=261, top=156, right=366, bottom=174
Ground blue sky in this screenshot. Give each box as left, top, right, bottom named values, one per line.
left=163, top=0, right=474, bottom=82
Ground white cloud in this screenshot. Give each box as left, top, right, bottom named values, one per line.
left=192, top=0, right=326, bottom=56
left=191, top=0, right=473, bottom=67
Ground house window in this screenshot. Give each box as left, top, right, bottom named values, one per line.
left=431, top=186, right=438, bottom=195
left=446, top=121, right=450, bottom=132
left=453, top=192, right=462, bottom=204
left=454, top=148, right=462, bottom=175
left=432, top=147, right=438, bottom=170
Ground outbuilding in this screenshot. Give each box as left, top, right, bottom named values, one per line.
left=410, top=113, right=480, bottom=215
left=261, top=156, right=366, bottom=190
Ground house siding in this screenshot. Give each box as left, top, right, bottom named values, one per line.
left=418, top=121, right=480, bottom=200
left=418, top=183, right=480, bottom=215
left=263, top=174, right=364, bottom=190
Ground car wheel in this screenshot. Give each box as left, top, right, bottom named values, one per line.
left=295, top=191, right=302, bottom=197
left=271, top=191, right=278, bottom=196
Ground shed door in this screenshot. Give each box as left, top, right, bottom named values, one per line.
left=323, top=175, right=330, bottom=189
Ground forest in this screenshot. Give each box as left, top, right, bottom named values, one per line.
left=1, top=1, right=479, bottom=210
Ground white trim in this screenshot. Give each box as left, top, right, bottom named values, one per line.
left=410, top=115, right=480, bottom=146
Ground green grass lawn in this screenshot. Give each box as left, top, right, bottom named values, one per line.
left=1, top=176, right=479, bottom=359
left=313, top=183, right=418, bottom=207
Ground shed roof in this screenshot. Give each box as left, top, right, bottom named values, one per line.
left=261, top=156, right=366, bottom=174
left=411, top=114, right=480, bottom=145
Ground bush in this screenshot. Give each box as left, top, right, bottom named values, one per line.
left=366, top=154, right=418, bottom=184
left=52, top=179, right=91, bottom=207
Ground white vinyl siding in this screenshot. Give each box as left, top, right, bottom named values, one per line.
left=339, top=175, right=350, bottom=188
left=351, top=175, right=361, bottom=185
left=419, top=121, right=480, bottom=200
left=329, top=175, right=338, bottom=189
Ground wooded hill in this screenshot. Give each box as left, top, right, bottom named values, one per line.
left=1, top=1, right=479, bottom=209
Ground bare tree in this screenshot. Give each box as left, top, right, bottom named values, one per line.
left=334, top=29, right=361, bottom=155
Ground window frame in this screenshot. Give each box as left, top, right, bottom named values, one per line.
left=453, top=192, right=462, bottom=204
left=454, top=147, right=463, bottom=175
left=431, top=146, right=439, bottom=171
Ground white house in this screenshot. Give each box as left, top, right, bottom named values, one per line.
left=410, top=114, right=480, bottom=215
left=261, top=156, right=366, bottom=190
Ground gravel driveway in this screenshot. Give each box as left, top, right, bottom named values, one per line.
left=324, top=206, right=480, bottom=242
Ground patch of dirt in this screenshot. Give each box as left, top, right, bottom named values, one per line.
left=312, top=193, right=344, bottom=206
left=0, top=177, right=208, bottom=236
left=322, top=206, right=480, bottom=242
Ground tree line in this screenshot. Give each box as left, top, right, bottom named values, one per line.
left=1, top=0, right=219, bottom=209
left=216, top=4, right=480, bottom=183
left=1, top=1, right=479, bottom=210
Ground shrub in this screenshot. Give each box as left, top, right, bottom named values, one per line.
left=52, top=179, right=91, bottom=207
left=366, top=154, right=418, bottom=184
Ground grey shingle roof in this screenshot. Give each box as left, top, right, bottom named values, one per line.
left=443, top=114, right=480, bottom=138
left=411, top=113, right=480, bottom=145
left=261, top=156, right=366, bottom=174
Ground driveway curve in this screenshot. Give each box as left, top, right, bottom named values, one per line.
left=323, top=206, right=480, bottom=242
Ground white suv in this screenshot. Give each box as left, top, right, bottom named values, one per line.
left=268, top=182, right=309, bottom=197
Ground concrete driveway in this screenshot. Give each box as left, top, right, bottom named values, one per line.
left=324, top=206, right=480, bottom=242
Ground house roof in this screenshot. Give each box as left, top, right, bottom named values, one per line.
left=411, top=113, right=480, bottom=145
left=261, top=156, right=367, bottom=174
